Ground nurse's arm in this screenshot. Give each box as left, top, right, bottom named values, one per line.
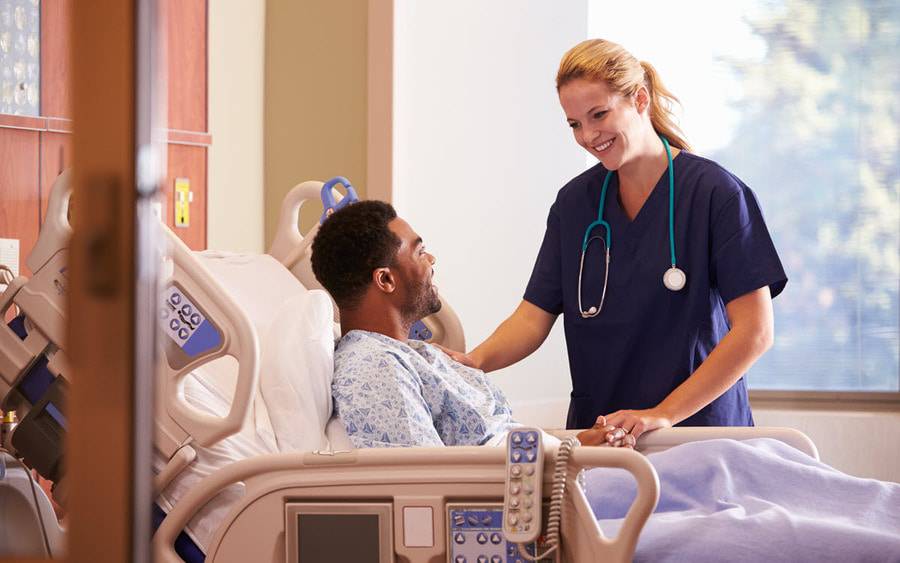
left=657, top=286, right=775, bottom=426
left=467, top=300, right=558, bottom=373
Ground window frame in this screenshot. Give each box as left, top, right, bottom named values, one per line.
left=750, top=390, right=900, bottom=412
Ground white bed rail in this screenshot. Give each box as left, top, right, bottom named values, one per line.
left=549, top=426, right=820, bottom=460
left=154, top=229, right=261, bottom=493
left=152, top=445, right=659, bottom=563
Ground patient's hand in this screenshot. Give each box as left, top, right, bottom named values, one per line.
left=576, top=416, right=636, bottom=449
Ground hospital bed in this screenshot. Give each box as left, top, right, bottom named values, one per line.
left=0, top=172, right=821, bottom=562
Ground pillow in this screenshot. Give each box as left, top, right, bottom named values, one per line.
left=258, top=289, right=335, bottom=453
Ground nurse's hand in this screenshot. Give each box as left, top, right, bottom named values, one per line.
left=603, top=409, right=672, bottom=440
left=575, top=416, right=636, bottom=448
left=432, top=343, right=480, bottom=369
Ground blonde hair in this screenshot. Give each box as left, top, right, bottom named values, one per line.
left=556, top=39, right=691, bottom=151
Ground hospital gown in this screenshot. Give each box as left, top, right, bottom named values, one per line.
left=332, top=329, right=516, bottom=448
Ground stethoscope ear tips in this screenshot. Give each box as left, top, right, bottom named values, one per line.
left=663, top=267, right=687, bottom=291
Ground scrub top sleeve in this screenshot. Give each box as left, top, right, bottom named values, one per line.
left=710, top=184, right=788, bottom=304
left=524, top=201, right=564, bottom=315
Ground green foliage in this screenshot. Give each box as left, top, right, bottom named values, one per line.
left=710, top=0, right=899, bottom=390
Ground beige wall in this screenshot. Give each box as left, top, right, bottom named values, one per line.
left=264, top=0, right=369, bottom=248
left=207, top=0, right=266, bottom=252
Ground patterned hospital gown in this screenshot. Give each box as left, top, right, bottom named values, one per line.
left=332, top=330, right=516, bottom=448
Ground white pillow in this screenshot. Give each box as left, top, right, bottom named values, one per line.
left=258, top=289, right=336, bottom=453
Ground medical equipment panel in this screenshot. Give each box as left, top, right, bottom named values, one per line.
left=160, top=282, right=224, bottom=371
left=447, top=503, right=553, bottom=563
left=284, top=502, right=393, bottom=563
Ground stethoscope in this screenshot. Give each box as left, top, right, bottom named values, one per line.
left=578, top=135, right=686, bottom=319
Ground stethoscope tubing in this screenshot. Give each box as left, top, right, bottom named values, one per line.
left=578, top=135, right=684, bottom=318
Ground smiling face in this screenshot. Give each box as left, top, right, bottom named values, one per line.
left=558, top=78, right=651, bottom=171
left=387, top=217, right=442, bottom=322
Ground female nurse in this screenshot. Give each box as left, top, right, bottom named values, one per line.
left=447, top=39, right=787, bottom=442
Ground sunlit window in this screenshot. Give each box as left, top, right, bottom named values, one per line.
left=591, top=0, right=899, bottom=391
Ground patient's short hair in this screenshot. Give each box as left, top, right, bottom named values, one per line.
left=311, top=200, right=400, bottom=309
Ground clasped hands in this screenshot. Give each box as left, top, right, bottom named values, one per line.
left=575, top=410, right=672, bottom=449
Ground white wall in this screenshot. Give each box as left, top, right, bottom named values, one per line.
left=394, top=0, right=588, bottom=412
left=207, top=0, right=266, bottom=253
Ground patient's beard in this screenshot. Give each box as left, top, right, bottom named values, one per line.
left=402, top=277, right=442, bottom=324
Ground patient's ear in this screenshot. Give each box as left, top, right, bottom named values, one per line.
left=373, top=267, right=396, bottom=293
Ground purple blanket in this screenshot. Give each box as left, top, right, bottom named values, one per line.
left=583, top=438, right=900, bottom=562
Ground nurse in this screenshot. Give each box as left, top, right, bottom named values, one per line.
left=447, top=39, right=787, bottom=439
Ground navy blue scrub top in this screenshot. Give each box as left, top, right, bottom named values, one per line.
left=524, top=152, right=787, bottom=430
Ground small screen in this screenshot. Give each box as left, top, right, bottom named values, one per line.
left=297, top=514, right=380, bottom=563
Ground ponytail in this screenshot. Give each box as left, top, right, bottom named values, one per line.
left=639, top=61, right=691, bottom=151
left=557, top=39, right=691, bottom=152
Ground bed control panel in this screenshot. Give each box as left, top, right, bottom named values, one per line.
left=161, top=283, right=224, bottom=370
left=503, top=428, right=544, bottom=543
left=446, top=504, right=552, bottom=563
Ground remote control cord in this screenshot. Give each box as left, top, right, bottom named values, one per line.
left=517, top=436, right=580, bottom=561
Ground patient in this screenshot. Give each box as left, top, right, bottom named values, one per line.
left=311, top=201, right=623, bottom=449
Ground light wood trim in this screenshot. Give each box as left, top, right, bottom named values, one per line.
left=45, top=118, right=73, bottom=133
left=0, top=115, right=73, bottom=133
left=366, top=0, right=393, bottom=203
left=0, top=114, right=48, bottom=131
left=166, top=128, right=213, bottom=146
left=66, top=0, right=138, bottom=560
left=750, top=390, right=900, bottom=412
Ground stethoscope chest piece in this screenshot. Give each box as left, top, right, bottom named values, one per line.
left=663, top=267, right=687, bottom=291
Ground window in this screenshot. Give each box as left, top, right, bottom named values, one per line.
left=591, top=0, right=899, bottom=391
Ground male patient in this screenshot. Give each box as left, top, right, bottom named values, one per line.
left=311, top=201, right=625, bottom=449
